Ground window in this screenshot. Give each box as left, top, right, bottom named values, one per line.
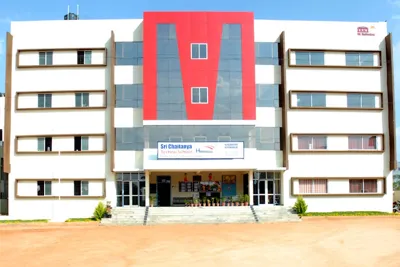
left=297, top=93, right=326, bottom=107
left=347, top=93, right=375, bottom=108
left=194, top=136, right=207, bottom=142
left=191, top=87, right=208, bottom=104
left=74, top=180, right=89, bottom=196
left=77, top=50, right=92, bottom=64
left=38, top=94, right=52, bottom=108
left=39, top=52, right=53, bottom=65
left=74, top=136, right=89, bottom=151
left=299, top=179, right=328, bottom=194
left=348, top=136, right=377, bottom=150
left=255, top=42, right=279, bottom=65
left=298, top=136, right=327, bottom=150
left=345, top=52, right=374, bottom=66
left=116, top=42, right=143, bottom=66
left=256, top=84, right=280, bottom=107
left=256, top=127, right=281, bottom=151
left=37, top=181, right=52, bottom=196
left=349, top=179, right=377, bottom=193
left=191, top=43, right=207, bottom=59
left=75, top=92, right=89, bottom=107
left=38, top=137, right=53, bottom=152
left=218, top=136, right=231, bottom=141
left=295, top=51, right=324, bottom=65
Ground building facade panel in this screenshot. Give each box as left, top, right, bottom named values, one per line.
left=143, top=12, right=256, bottom=120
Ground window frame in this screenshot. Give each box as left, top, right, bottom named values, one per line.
left=74, top=136, right=89, bottom=151
left=348, top=135, right=378, bottom=150
left=191, top=43, right=208, bottom=60
left=39, top=51, right=53, bottom=66
left=347, top=93, right=376, bottom=108
left=299, top=179, right=328, bottom=194
left=349, top=179, right=378, bottom=193
left=75, top=92, right=90, bottom=107
left=38, top=137, right=53, bottom=152
left=74, top=180, right=89, bottom=196
left=345, top=52, right=374, bottom=67
left=38, top=93, right=52, bottom=108
left=37, top=181, right=52, bottom=196
left=295, top=51, right=325, bottom=66
left=297, top=93, right=326, bottom=107
left=77, top=50, right=92, bottom=65
left=191, top=87, right=209, bottom=104
left=297, top=136, right=328, bottom=150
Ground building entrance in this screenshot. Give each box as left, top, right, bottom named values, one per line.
left=157, top=176, right=171, bottom=206
left=116, top=173, right=145, bottom=207
left=253, top=172, right=281, bottom=205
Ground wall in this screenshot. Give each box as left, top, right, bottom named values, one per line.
left=8, top=19, right=143, bottom=219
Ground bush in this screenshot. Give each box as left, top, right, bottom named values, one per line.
left=293, top=196, right=308, bottom=217
left=93, top=202, right=107, bottom=221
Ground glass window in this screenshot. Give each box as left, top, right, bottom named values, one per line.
left=256, top=84, right=280, bottom=107
left=191, top=87, right=208, bottom=103
left=84, top=51, right=92, bottom=64
left=38, top=181, right=52, bottom=196
left=346, top=52, right=374, bottom=66
left=255, top=42, right=279, bottom=65
left=298, top=136, right=327, bottom=150
left=37, top=138, right=45, bottom=151
left=299, top=179, right=328, bottom=194
left=256, top=127, right=281, bottom=151
left=38, top=94, right=52, bottom=108
left=75, top=92, right=90, bottom=107
left=191, top=43, right=207, bottom=59
left=348, top=136, right=377, bottom=150
left=349, top=179, right=377, bottom=193
left=116, top=42, right=143, bottom=66
left=39, top=52, right=53, bottom=65
left=347, top=93, right=376, bottom=108
left=82, top=181, right=89, bottom=195
left=297, top=93, right=326, bottom=107
left=295, top=51, right=324, bottom=65
left=81, top=136, right=89, bottom=151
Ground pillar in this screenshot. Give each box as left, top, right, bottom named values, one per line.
left=145, top=170, right=150, bottom=207
left=248, top=170, right=254, bottom=205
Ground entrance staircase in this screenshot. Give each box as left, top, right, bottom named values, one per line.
left=101, top=207, right=147, bottom=226
left=253, top=206, right=301, bottom=223
left=101, top=205, right=300, bottom=226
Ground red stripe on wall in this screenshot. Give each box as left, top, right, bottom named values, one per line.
left=143, top=12, right=255, bottom=120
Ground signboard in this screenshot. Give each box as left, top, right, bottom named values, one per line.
left=357, top=26, right=375, bottom=36
left=157, top=142, right=244, bottom=159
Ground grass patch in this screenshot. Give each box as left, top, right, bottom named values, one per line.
left=303, top=211, right=397, bottom=217
left=0, top=219, right=48, bottom=224
left=65, top=218, right=97, bottom=222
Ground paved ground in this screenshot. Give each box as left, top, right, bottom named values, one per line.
left=0, top=217, right=399, bottom=267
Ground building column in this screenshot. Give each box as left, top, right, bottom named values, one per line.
left=145, top=170, right=150, bottom=207
left=248, top=170, right=254, bottom=205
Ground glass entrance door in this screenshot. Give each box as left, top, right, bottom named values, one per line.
left=116, top=172, right=145, bottom=207
left=253, top=172, right=281, bottom=206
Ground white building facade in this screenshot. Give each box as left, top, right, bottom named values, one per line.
left=1, top=12, right=396, bottom=220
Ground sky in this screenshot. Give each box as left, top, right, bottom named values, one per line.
left=0, top=0, right=399, bottom=156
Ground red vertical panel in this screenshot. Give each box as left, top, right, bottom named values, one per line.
left=143, top=12, right=255, bottom=120
left=143, top=12, right=157, bottom=120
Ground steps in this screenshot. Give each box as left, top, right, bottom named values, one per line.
left=100, top=205, right=301, bottom=226
left=101, top=207, right=146, bottom=226
left=253, top=206, right=301, bottom=223
left=147, top=206, right=256, bottom=225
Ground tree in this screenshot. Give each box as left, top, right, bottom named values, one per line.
left=394, top=175, right=400, bottom=190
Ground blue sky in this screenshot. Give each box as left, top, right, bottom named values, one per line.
left=0, top=0, right=400, bottom=155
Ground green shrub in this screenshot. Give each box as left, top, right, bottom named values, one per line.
left=293, top=196, right=308, bottom=216
left=93, top=202, right=107, bottom=221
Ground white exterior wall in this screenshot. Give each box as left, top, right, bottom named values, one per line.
left=0, top=96, right=4, bottom=140
left=254, top=19, right=391, bottom=212
left=5, top=19, right=143, bottom=220
left=2, top=18, right=393, bottom=220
